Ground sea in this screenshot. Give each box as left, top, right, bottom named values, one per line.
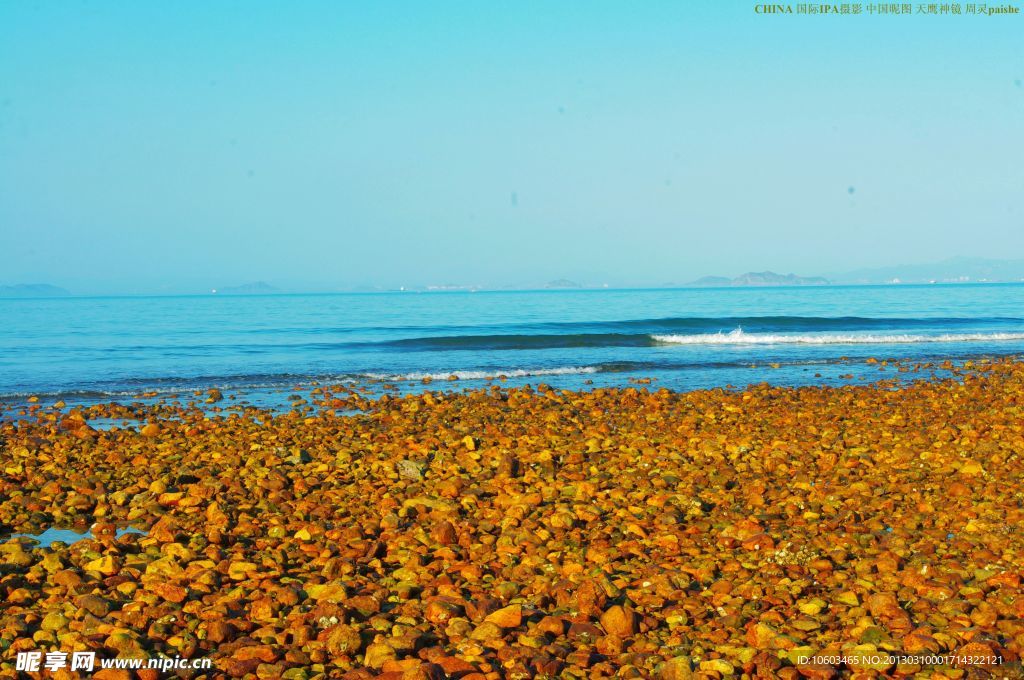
left=2, top=284, right=1023, bottom=410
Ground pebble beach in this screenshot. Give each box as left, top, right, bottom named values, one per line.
left=2, top=358, right=1023, bottom=678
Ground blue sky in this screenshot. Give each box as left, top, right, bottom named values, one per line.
left=1, top=2, right=1021, bottom=293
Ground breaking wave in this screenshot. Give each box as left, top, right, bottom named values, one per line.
left=652, top=329, right=1024, bottom=346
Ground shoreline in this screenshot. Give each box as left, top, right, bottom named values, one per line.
left=2, top=360, right=1023, bottom=676
left=1, top=353, right=1006, bottom=419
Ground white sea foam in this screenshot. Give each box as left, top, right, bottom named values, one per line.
left=362, top=366, right=600, bottom=381
left=651, top=329, right=1024, bottom=346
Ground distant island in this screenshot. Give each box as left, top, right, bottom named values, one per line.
left=687, top=271, right=830, bottom=287
left=216, top=281, right=279, bottom=295
left=0, top=283, right=72, bottom=298
left=12, top=257, right=1024, bottom=298
left=544, top=278, right=583, bottom=289
left=683, top=258, right=1024, bottom=288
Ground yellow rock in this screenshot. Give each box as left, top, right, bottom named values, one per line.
left=470, top=621, right=503, bottom=641
left=228, top=561, right=257, bottom=580
left=145, top=556, right=184, bottom=579
left=363, top=641, right=397, bottom=669
left=748, top=622, right=777, bottom=647
left=698, top=659, right=733, bottom=674
left=658, top=656, right=693, bottom=680
left=836, top=591, right=860, bottom=606
left=41, top=612, right=69, bottom=631
left=484, top=604, right=522, bottom=629
left=305, top=583, right=347, bottom=603
left=798, top=598, right=826, bottom=615
left=85, top=555, right=120, bottom=576
left=960, top=461, right=984, bottom=475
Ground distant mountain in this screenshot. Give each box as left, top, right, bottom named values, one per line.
left=834, top=257, right=1024, bottom=284
left=0, top=283, right=71, bottom=297
left=688, top=276, right=732, bottom=287
left=217, top=281, right=280, bottom=295
left=687, top=271, right=830, bottom=287
left=545, top=278, right=582, bottom=289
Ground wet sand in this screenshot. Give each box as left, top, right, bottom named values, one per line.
left=1, top=359, right=1022, bottom=678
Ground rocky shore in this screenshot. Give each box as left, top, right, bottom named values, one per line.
left=2, top=360, right=1023, bottom=678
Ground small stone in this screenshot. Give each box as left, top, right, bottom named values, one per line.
left=836, top=591, right=859, bottom=606
left=747, top=622, right=778, bottom=648
left=699, top=659, right=734, bottom=674
left=41, top=612, right=69, bottom=631
left=77, top=594, right=114, bottom=617
left=363, top=641, right=397, bottom=669
left=104, top=631, right=147, bottom=657
left=347, top=594, right=381, bottom=616
left=960, top=461, right=984, bottom=475
left=599, top=605, right=638, bottom=637
left=470, top=621, right=503, bottom=641
left=575, top=579, right=607, bottom=617
left=798, top=598, right=827, bottom=615
left=431, top=520, right=458, bottom=545
left=306, top=582, right=347, bottom=602
left=484, top=604, right=522, bottom=629
left=206, top=620, right=236, bottom=643
left=401, top=663, right=446, bottom=680
left=424, top=598, right=462, bottom=624
left=397, top=459, right=426, bottom=480
left=565, top=650, right=595, bottom=668
left=53, top=569, right=83, bottom=588
left=84, top=555, right=120, bottom=576
left=228, top=561, right=257, bottom=580
left=595, top=633, right=624, bottom=655
left=536, top=615, right=567, bottom=636
left=287, top=448, right=312, bottom=464
left=234, top=645, right=278, bottom=663
left=658, top=656, right=694, bottom=680
left=151, top=582, right=188, bottom=603
left=325, top=624, right=363, bottom=656
left=256, top=664, right=284, bottom=679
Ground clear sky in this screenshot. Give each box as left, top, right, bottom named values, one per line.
left=1, top=2, right=1021, bottom=294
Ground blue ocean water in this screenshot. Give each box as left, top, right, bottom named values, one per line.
left=1, top=284, right=1023, bottom=405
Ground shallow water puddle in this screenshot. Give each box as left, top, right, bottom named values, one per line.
left=6, top=526, right=146, bottom=547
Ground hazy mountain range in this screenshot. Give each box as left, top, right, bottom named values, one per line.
left=687, top=272, right=830, bottom=287
left=682, top=257, right=1024, bottom=288
left=5, top=258, right=1024, bottom=297
left=0, top=283, right=72, bottom=297
left=215, top=281, right=279, bottom=295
